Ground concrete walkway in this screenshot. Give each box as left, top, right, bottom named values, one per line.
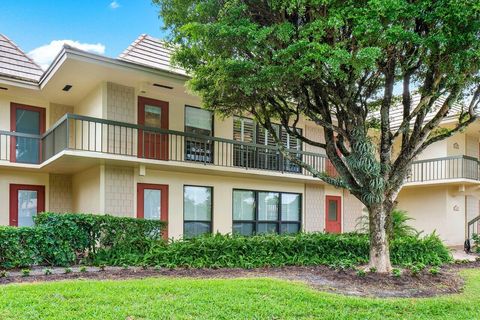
left=450, top=246, right=479, bottom=262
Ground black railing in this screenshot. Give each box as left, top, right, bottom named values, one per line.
left=467, top=215, right=480, bottom=241
left=1, top=113, right=480, bottom=183
left=406, top=155, right=480, bottom=182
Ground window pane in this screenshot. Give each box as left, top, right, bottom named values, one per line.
left=144, top=105, right=162, bottom=128
left=233, top=222, right=255, bottom=236
left=184, top=222, right=211, bottom=238
left=258, top=192, right=279, bottom=221
left=257, top=223, right=278, bottom=234
left=18, top=190, right=38, bottom=227
left=281, top=194, right=300, bottom=221
left=144, top=189, right=161, bottom=220
left=233, top=190, right=255, bottom=220
left=185, top=107, right=212, bottom=132
left=184, top=186, right=212, bottom=221
left=16, top=109, right=41, bottom=164
left=328, top=199, right=338, bottom=221
left=281, top=223, right=300, bottom=234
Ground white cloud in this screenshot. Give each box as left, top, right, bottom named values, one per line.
left=28, top=40, right=106, bottom=70
left=109, top=1, right=120, bottom=9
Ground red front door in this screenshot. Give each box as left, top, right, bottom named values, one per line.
left=325, top=195, right=341, bottom=233
left=9, top=184, right=45, bottom=227
left=137, top=183, right=169, bottom=239
left=10, top=103, right=46, bottom=164
left=138, top=97, right=169, bottom=160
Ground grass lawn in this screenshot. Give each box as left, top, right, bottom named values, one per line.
left=0, top=270, right=479, bottom=320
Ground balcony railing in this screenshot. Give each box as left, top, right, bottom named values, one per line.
left=0, top=113, right=479, bottom=184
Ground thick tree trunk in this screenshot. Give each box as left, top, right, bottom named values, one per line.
left=368, top=204, right=392, bottom=273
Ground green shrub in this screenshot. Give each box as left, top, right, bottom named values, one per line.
left=429, top=267, right=440, bottom=276
left=64, top=267, right=72, bottom=274
left=392, top=268, right=402, bottom=278
left=80, top=266, right=87, bottom=273
left=356, top=209, right=420, bottom=239
left=0, top=226, right=76, bottom=269
left=0, top=270, right=8, bottom=278
left=21, top=269, right=30, bottom=277
left=35, top=213, right=166, bottom=264
left=0, top=213, right=166, bottom=269
left=369, top=267, right=377, bottom=273
left=127, top=232, right=452, bottom=269
left=356, top=269, right=366, bottom=277
left=43, top=268, right=52, bottom=275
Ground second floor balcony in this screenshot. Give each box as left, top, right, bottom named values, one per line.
left=0, top=113, right=479, bottom=185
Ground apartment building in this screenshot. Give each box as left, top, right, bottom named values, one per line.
left=0, top=34, right=479, bottom=245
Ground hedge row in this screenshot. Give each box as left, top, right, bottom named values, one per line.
left=97, top=233, right=452, bottom=268
left=0, top=213, right=166, bottom=269
left=0, top=213, right=451, bottom=269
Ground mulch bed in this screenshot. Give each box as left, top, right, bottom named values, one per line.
left=1, top=261, right=479, bottom=298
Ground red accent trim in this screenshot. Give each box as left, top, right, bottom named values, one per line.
left=9, top=184, right=45, bottom=227
left=137, top=183, right=169, bottom=239
left=137, top=97, right=169, bottom=160
left=10, top=103, right=46, bottom=163
left=325, top=195, right=342, bottom=234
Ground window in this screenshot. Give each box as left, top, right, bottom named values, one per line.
left=233, top=116, right=302, bottom=172
left=184, top=186, right=213, bottom=238
left=10, top=103, right=45, bottom=164
left=185, top=106, right=214, bottom=163
left=9, top=184, right=45, bottom=227
left=233, top=189, right=301, bottom=236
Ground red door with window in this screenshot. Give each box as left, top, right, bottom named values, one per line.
left=10, top=103, right=46, bottom=164
left=325, top=195, right=341, bottom=233
left=138, top=97, right=169, bottom=160
left=137, top=183, right=169, bottom=239
left=9, top=184, right=45, bottom=227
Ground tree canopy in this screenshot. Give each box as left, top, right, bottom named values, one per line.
left=155, top=0, right=480, bottom=271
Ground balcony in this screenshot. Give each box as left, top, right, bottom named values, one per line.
left=0, top=113, right=479, bottom=185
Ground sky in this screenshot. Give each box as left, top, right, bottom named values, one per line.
left=0, top=0, right=168, bottom=69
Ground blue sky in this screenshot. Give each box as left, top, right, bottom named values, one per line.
left=0, top=0, right=167, bottom=68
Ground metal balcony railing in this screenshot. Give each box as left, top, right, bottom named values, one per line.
left=1, top=113, right=480, bottom=183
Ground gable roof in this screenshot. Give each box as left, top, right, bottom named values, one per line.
left=118, top=34, right=187, bottom=76
left=0, top=34, right=43, bottom=83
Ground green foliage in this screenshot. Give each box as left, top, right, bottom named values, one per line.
left=392, top=268, right=402, bottom=278
left=64, top=267, right=72, bottom=274
left=0, top=271, right=8, bottom=278
left=21, top=269, right=30, bottom=277
left=98, top=264, right=106, bottom=272
left=369, top=267, right=377, bottom=273
left=79, top=266, right=87, bottom=273
left=43, top=268, right=52, bottom=276
left=357, top=209, right=420, bottom=239
left=356, top=269, right=366, bottom=277
left=472, top=233, right=480, bottom=253
left=0, top=213, right=166, bottom=269
left=94, top=232, right=452, bottom=269
left=429, top=267, right=440, bottom=276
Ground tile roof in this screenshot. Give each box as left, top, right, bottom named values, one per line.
left=0, top=34, right=44, bottom=83
left=383, top=94, right=467, bottom=130
left=118, top=34, right=187, bottom=76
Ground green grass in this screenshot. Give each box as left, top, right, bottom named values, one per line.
left=0, top=270, right=479, bottom=320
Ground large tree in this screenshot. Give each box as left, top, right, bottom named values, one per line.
left=155, top=0, right=480, bottom=272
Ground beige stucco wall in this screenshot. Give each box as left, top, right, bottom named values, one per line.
left=49, top=103, right=74, bottom=124
left=396, top=185, right=466, bottom=245
left=49, top=174, right=73, bottom=213
left=104, top=165, right=134, bottom=216
left=304, top=184, right=325, bottom=232
left=134, top=168, right=305, bottom=239
left=74, top=83, right=105, bottom=118
left=343, top=190, right=364, bottom=232
left=0, top=169, right=49, bottom=225
left=72, top=166, right=102, bottom=213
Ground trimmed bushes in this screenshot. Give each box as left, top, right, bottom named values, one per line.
left=135, top=233, right=450, bottom=268
left=0, top=213, right=166, bottom=269
left=0, top=213, right=451, bottom=269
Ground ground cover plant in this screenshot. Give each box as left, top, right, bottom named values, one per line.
left=0, top=269, right=479, bottom=319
